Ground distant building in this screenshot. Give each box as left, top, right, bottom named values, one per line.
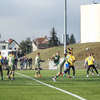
left=32, top=36, right=49, bottom=51
left=8, top=39, right=20, bottom=51
left=81, top=4, right=100, bottom=43
left=0, top=39, right=20, bottom=57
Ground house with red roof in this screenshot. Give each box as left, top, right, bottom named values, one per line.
left=32, top=36, right=49, bottom=51
left=8, top=39, right=20, bottom=51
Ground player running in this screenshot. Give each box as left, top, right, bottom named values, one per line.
left=84, top=53, right=99, bottom=77
left=0, top=51, right=3, bottom=80
left=34, top=52, right=44, bottom=78
left=52, top=52, right=67, bottom=82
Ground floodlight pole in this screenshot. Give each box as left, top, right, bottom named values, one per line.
left=64, top=0, right=67, bottom=54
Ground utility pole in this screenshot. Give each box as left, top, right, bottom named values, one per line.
left=0, top=33, right=1, bottom=40
left=64, top=0, right=67, bottom=54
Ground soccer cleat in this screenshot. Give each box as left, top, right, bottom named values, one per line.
left=86, top=75, right=89, bottom=78
left=52, top=77, right=56, bottom=82
left=11, top=78, right=14, bottom=80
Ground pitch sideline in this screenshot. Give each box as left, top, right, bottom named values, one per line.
left=16, top=72, right=86, bottom=100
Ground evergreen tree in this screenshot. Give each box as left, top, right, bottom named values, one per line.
left=69, top=34, right=76, bottom=44
left=20, top=38, right=32, bottom=55
left=66, top=34, right=70, bottom=45
left=49, top=27, right=60, bottom=47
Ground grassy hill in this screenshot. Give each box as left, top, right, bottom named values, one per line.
left=27, top=42, right=100, bottom=68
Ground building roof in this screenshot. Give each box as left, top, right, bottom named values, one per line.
left=33, top=36, right=49, bottom=49
left=8, top=38, right=20, bottom=46
left=34, top=37, right=49, bottom=45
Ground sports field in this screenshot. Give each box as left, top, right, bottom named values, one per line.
left=0, top=69, right=100, bottom=100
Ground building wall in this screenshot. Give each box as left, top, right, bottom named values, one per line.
left=0, top=42, right=8, bottom=50
left=32, top=42, right=37, bottom=51
left=0, top=41, right=19, bottom=57
left=81, top=4, right=100, bottom=43
left=9, top=41, right=19, bottom=51
left=0, top=42, right=9, bottom=57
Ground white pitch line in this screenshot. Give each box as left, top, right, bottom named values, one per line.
left=16, top=72, right=86, bottom=100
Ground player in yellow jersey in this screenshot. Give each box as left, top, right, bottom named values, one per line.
left=63, top=51, right=76, bottom=78
left=68, top=51, right=76, bottom=78
left=84, top=53, right=99, bottom=77
left=0, top=51, right=3, bottom=80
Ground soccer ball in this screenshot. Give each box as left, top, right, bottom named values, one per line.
left=85, top=48, right=89, bottom=51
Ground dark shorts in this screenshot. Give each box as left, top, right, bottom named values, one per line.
left=9, top=65, right=15, bottom=71
left=12, top=65, right=15, bottom=71
left=88, top=65, right=95, bottom=68
left=0, top=66, right=3, bottom=71
left=35, top=67, right=42, bottom=70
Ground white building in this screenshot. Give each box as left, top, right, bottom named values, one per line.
left=81, top=4, right=100, bottom=43
left=8, top=39, right=20, bottom=51
left=0, top=39, right=20, bottom=57
left=32, top=41, right=38, bottom=51
left=0, top=41, right=9, bottom=57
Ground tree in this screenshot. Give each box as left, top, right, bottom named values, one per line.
left=66, top=34, right=70, bottom=45
left=20, top=38, right=32, bottom=56
left=69, top=34, right=76, bottom=44
left=20, top=40, right=26, bottom=56
left=49, top=27, right=60, bottom=47
left=25, top=38, right=33, bottom=53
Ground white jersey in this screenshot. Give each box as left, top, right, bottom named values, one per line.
left=35, top=56, right=40, bottom=65
left=8, top=55, right=13, bottom=66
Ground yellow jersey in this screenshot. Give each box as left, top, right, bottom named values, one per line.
left=85, top=56, right=94, bottom=66
left=0, top=55, right=3, bottom=65
left=65, top=54, right=75, bottom=66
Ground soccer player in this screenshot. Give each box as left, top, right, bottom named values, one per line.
left=11, top=53, right=16, bottom=80
left=52, top=51, right=60, bottom=66
left=84, top=53, right=99, bottom=77
left=52, top=52, right=66, bottom=82
left=34, top=52, right=44, bottom=78
left=65, top=47, right=73, bottom=55
left=68, top=51, right=76, bottom=78
left=0, top=51, right=3, bottom=80
left=63, top=52, right=71, bottom=78
left=63, top=48, right=76, bottom=78
left=8, top=52, right=15, bottom=80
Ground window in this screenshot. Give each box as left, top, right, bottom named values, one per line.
left=2, top=46, right=6, bottom=50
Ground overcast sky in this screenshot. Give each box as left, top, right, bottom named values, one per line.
left=0, top=0, right=100, bottom=43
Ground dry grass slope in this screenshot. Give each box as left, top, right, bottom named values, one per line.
left=27, top=42, right=100, bottom=60
left=27, top=42, right=100, bottom=68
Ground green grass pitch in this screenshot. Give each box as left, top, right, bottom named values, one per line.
left=0, top=69, right=100, bottom=100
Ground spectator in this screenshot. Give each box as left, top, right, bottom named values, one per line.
left=28, top=57, right=32, bottom=70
